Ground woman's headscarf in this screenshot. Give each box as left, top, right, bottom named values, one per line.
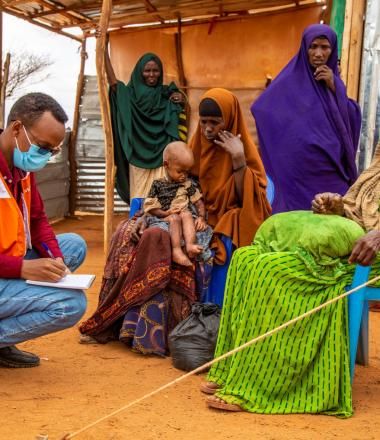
left=343, top=142, right=380, bottom=232
left=110, top=53, right=183, bottom=202
left=251, top=24, right=361, bottom=214
left=189, top=88, right=271, bottom=261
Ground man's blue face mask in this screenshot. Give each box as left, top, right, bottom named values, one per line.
left=13, top=126, right=52, bottom=172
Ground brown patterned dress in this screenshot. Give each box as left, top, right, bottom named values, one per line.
left=79, top=217, right=197, bottom=355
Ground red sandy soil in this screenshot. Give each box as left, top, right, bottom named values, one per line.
left=1, top=215, right=379, bottom=440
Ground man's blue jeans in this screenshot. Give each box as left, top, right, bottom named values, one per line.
left=0, top=233, right=87, bottom=348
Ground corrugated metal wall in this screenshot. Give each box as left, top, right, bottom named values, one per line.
left=35, top=132, right=70, bottom=220
left=358, top=0, right=380, bottom=170
left=74, top=75, right=128, bottom=213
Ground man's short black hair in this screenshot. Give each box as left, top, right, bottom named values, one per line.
left=7, top=92, right=68, bottom=127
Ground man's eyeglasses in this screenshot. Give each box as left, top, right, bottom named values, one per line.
left=23, top=125, right=63, bottom=156
left=37, top=146, right=61, bottom=156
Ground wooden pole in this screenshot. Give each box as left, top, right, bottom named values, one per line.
left=174, top=16, right=191, bottom=130
left=340, top=0, right=353, bottom=86
left=175, top=17, right=187, bottom=88
left=69, top=36, right=87, bottom=216
left=96, top=0, right=114, bottom=254
left=346, top=0, right=365, bottom=100
left=0, top=52, right=10, bottom=127
left=340, top=0, right=366, bottom=100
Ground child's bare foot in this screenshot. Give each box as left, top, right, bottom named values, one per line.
left=172, top=247, right=192, bottom=266
left=186, top=243, right=203, bottom=258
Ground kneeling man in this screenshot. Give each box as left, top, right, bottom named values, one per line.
left=0, top=93, right=87, bottom=368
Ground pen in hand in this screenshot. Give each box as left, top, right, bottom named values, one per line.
left=41, top=242, right=69, bottom=274
left=41, top=242, right=55, bottom=259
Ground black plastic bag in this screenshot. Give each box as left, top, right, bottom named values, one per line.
left=169, top=302, right=221, bottom=371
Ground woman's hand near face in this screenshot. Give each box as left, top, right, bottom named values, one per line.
left=214, top=131, right=246, bottom=166
left=312, top=193, right=344, bottom=215
left=314, top=65, right=335, bottom=92
left=349, top=231, right=380, bottom=266
left=214, top=130, right=247, bottom=203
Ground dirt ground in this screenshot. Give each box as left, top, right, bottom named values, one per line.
left=1, top=215, right=379, bottom=440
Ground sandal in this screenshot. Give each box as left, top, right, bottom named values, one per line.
left=206, top=396, right=242, bottom=412
left=79, top=334, right=98, bottom=344
left=200, top=381, right=221, bottom=395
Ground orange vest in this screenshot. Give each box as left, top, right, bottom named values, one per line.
left=0, top=172, right=32, bottom=257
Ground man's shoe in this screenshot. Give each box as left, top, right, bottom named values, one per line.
left=0, top=346, right=40, bottom=368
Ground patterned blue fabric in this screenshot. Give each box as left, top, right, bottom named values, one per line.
left=119, top=259, right=214, bottom=356
left=119, top=292, right=168, bottom=357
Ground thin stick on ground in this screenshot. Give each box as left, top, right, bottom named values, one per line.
left=61, top=274, right=380, bottom=439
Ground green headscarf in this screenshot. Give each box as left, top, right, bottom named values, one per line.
left=110, top=53, right=183, bottom=172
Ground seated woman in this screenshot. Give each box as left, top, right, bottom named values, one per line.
left=79, top=88, right=270, bottom=356
left=251, top=24, right=361, bottom=213
left=202, top=143, right=380, bottom=417
left=102, top=31, right=187, bottom=201
left=189, top=88, right=271, bottom=261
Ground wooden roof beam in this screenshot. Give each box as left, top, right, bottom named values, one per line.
left=30, top=5, right=91, bottom=22
left=1, top=1, right=31, bottom=6
left=141, top=0, right=165, bottom=23
left=47, top=0, right=125, bottom=14
left=5, top=4, right=68, bottom=27
left=33, top=0, right=92, bottom=24
left=105, top=1, right=322, bottom=33
left=0, top=5, right=82, bottom=41
left=3, top=1, right=88, bottom=26
left=141, top=0, right=157, bottom=13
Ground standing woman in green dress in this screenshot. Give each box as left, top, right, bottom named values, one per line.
left=102, top=33, right=187, bottom=202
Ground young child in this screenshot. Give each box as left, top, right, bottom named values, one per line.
left=144, top=141, right=209, bottom=266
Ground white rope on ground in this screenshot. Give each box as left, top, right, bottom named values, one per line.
left=61, top=275, right=380, bottom=439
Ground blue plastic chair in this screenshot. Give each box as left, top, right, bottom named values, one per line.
left=348, top=264, right=380, bottom=382
left=266, top=174, right=275, bottom=206
left=129, top=197, right=144, bottom=218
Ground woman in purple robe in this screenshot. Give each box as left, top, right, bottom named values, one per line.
left=251, top=24, right=361, bottom=214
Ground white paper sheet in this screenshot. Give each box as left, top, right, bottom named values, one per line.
left=26, top=274, right=95, bottom=290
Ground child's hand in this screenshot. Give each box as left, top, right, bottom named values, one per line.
left=167, top=207, right=181, bottom=216
left=169, top=92, right=185, bottom=104
left=195, top=217, right=208, bottom=232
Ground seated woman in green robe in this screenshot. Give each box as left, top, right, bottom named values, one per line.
left=201, top=143, right=380, bottom=418
left=103, top=33, right=187, bottom=201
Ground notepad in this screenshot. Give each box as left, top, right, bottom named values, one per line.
left=26, top=274, right=96, bottom=290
